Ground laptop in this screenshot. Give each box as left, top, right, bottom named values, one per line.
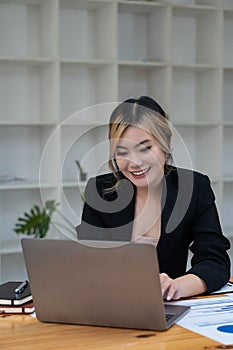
left=21, top=238, right=189, bottom=331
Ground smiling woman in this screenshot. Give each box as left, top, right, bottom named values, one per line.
left=78, top=96, right=231, bottom=301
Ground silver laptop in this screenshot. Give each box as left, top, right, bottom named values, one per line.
left=21, top=238, right=189, bottom=331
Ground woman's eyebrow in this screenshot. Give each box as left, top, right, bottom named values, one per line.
left=135, top=139, right=152, bottom=147
left=116, top=145, right=128, bottom=150
left=116, top=139, right=152, bottom=150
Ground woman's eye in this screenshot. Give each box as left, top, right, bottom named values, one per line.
left=140, top=146, right=152, bottom=153
left=116, top=152, right=127, bottom=157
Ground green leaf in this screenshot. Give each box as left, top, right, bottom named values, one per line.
left=13, top=200, right=60, bottom=239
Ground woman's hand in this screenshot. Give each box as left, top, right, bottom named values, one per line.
left=159, top=273, right=208, bottom=301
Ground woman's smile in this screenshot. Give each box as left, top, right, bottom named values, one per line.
left=130, top=166, right=151, bottom=178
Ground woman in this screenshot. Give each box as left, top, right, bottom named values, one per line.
left=79, top=96, right=230, bottom=300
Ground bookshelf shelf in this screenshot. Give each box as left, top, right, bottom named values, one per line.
left=62, top=181, right=87, bottom=189
left=0, top=182, right=56, bottom=191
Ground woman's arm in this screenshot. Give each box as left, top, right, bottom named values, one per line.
left=186, top=174, right=230, bottom=293
left=160, top=173, right=230, bottom=300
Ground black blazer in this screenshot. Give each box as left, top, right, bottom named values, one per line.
left=79, top=166, right=231, bottom=292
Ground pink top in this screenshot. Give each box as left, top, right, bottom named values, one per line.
left=133, top=235, right=159, bottom=247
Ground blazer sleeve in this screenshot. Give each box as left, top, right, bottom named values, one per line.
left=187, top=174, right=231, bottom=292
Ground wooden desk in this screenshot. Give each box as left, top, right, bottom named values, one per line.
left=0, top=313, right=231, bottom=350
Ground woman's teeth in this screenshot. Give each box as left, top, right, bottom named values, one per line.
left=132, top=168, right=149, bottom=176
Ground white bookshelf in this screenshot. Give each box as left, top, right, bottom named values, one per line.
left=1, top=0, right=233, bottom=282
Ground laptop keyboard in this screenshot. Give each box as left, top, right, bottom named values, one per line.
left=166, top=313, right=175, bottom=322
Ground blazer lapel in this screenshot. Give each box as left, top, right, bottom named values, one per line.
left=110, top=179, right=135, bottom=241
left=161, top=171, right=179, bottom=236
left=161, top=166, right=194, bottom=235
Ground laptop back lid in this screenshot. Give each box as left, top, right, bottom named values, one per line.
left=21, top=238, right=187, bottom=331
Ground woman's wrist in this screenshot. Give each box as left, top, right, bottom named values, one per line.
left=174, top=274, right=208, bottom=298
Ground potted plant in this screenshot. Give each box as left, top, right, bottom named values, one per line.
left=13, top=200, right=76, bottom=239
left=75, top=160, right=87, bottom=182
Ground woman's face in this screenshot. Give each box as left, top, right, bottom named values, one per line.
left=115, top=126, right=166, bottom=189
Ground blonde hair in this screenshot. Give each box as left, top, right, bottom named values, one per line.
left=108, top=96, right=172, bottom=190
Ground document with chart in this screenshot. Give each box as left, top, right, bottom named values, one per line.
left=166, top=294, right=233, bottom=345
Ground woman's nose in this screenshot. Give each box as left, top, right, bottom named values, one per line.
left=128, top=154, right=143, bottom=167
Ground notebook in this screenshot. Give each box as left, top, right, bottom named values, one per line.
left=0, top=281, right=32, bottom=305
left=21, top=238, right=189, bottom=331
left=0, top=300, right=35, bottom=314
